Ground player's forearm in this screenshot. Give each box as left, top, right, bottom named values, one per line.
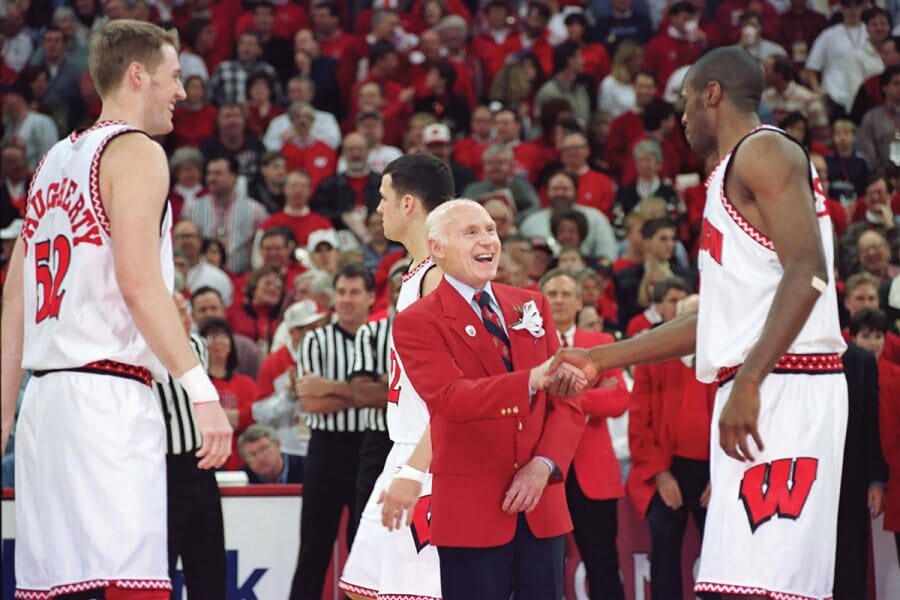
left=1, top=241, right=26, bottom=446
left=349, top=377, right=388, bottom=408
left=736, top=260, right=827, bottom=386
left=588, top=313, right=697, bottom=371
left=405, top=426, right=432, bottom=472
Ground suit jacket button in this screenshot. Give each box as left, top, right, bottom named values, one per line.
left=517, top=422, right=523, bottom=431
left=512, top=406, right=519, bottom=414
left=513, top=462, right=518, bottom=469
left=501, top=408, right=507, bottom=416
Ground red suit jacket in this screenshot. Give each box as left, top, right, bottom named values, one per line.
left=626, top=359, right=715, bottom=518
left=570, top=330, right=628, bottom=500
left=393, top=280, right=584, bottom=548
left=879, top=357, right=900, bottom=532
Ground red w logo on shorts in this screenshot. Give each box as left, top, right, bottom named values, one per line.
left=410, top=495, right=432, bottom=553
left=739, top=457, right=818, bottom=533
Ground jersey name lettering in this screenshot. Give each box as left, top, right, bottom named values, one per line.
left=699, top=217, right=724, bottom=265
left=22, top=178, right=102, bottom=249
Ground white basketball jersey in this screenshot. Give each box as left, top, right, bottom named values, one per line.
left=695, top=126, right=845, bottom=383
left=20, top=121, right=174, bottom=382
left=386, top=257, right=435, bottom=444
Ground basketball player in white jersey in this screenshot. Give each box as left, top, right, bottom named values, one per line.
left=551, top=46, right=847, bottom=600
left=339, top=154, right=454, bottom=600
left=0, top=20, right=231, bottom=599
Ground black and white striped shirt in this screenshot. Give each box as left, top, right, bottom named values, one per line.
left=350, top=316, right=392, bottom=432
left=300, top=322, right=367, bottom=432
left=156, top=334, right=207, bottom=456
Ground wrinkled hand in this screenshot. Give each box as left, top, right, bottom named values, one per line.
left=700, top=482, right=711, bottom=508
left=194, top=402, right=233, bottom=469
left=718, top=377, right=764, bottom=462
left=655, top=470, right=683, bottom=510
left=294, top=374, right=332, bottom=397
left=502, top=458, right=551, bottom=514
left=530, top=358, right=589, bottom=397
left=379, top=477, right=422, bottom=531
left=868, top=484, right=886, bottom=518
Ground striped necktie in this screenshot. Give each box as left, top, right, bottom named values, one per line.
left=476, top=291, right=513, bottom=372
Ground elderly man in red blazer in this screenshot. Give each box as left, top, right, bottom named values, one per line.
left=540, top=267, right=629, bottom=599
left=392, top=199, right=587, bottom=600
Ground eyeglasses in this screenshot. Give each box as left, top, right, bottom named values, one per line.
left=204, top=333, right=230, bottom=342
left=242, top=442, right=275, bottom=460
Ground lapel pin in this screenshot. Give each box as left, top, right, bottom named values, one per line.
left=465, top=325, right=477, bottom=337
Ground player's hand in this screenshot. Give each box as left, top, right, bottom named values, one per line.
left=194, top=402, right=233, bottom=469
left=502, top=458, right=551, bottom=514
left=530, top=359, right=588, bottom=397
left=718, top=377, right=764, bottom=462
left=868, top=484, right=886, bottom=518
left=700, top=482, right=711, bottom=508
left=379, top=477, right=422, bottom=531
left=545, top=348, right=601, bottom=395
left=654, top=470, right=683, bottom=510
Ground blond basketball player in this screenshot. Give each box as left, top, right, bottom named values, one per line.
left=552, top=46, right=847, bottom=600
left=0, top=20, right=231, bottom=599
left=339, top=154, right=454, bottom=600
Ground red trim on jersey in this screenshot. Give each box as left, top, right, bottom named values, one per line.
left=81, top=359, right=153, bottom=387
left=69, top=119, right=129, bottom=143
left=16, top=579, right=171, bottom=599
left=402, top=256, right=434, bottom=283
left=377, top=594, right=443, bottom=600
left=716, top=353, right=843, bottom=384
left=719, top=184, right=776, bottom=252
left=695, top=582, right=831, bottom=600
left=88, top=126, right=141, bottom=237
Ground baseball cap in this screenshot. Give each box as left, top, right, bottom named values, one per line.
left=423, top=123, right=451, bottom=145
left=0, top=219, right=24, bottom=241
left=282, top=299, right=327, bottom=329
left=307, top=229, right=339, bottom=253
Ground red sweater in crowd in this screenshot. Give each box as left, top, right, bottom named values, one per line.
left=212, top=373, right=258, bottom=471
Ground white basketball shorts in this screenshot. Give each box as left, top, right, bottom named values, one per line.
left=14, top=370, right=170, bottom=598
left=340, top=441, right=441, bottom=600
left=695, top=371, right=848, bottom=600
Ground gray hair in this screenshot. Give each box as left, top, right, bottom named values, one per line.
left=294, top=269, right=334, bottom=306
left=632, top=139, right=663, bottom=163
left=288, top=101, right=315, bottom=121
left=482, top=144, right=513, bottom=161
left=238, top=424, right=279, bottom=454
left=437, top=15, right=468, bottom=35
left=169, top=146, right=203, bottom=171
left=425, top=198, right=482, bottom=246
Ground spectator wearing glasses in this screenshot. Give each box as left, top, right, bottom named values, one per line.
left=239, top=424, right=304, bottom=484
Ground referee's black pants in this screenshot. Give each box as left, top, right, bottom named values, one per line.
left=290, top=429, right=365, bottom=600
left=166, top=453, right=226, bottom=600
left=354, top=429, right=393, bottom=526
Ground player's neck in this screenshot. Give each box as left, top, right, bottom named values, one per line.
left=97, top=96, right=146, bottom=131
left=717, top=113, right=762, bottom=158
left=401, top=217, right=430, bottom=264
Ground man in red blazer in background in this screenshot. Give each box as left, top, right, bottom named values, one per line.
left=392, top=199, right=587, bottom=600
left=540, top=268, right=628, bottom=600
left=626, top=295, right=716, bottom=600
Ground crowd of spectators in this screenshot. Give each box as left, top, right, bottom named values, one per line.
left=2, top=0, right=900, bottom=595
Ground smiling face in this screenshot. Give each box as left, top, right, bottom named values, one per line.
left=145, top=44, right=186, bottom=135
left=431, top=203, right=501, bottom=289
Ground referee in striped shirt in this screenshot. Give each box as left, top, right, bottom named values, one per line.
left=290, top=262, right=376, bottom=600
left=156, top=295, right=225, bottom=599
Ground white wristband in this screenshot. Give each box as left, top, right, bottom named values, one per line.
left=177, top=364, right=219, bottom=405
left=394, top=464, right=426, bottom=484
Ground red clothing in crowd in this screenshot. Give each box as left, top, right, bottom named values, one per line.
left=234, top=3, right=307, bottom=38
left=605, top=111, right=644, bottom=178
left=281, top=139, right=337, bottom=195
left=256, top=345, right=296, bottom=400
left=848, top=193, right=900, bottom=223
left=318, top=31, right=356, bottom=61
left=226, top=302, right=283, bottom=345
left=715, top=0, right=779, bottom=44
left=570, top=330, right=628, bottom=500
left=472, top=28, right=526, bottom=92
left=212, top=373, right=258, bottom=470
left=579, top=44, right=611, bottom=85
left=454, top=136, right=491, bottom=180
left=642, top=31, right=704, bottom=95
left=510, top=141, right=548, bottom=184
left=171, top=105, right=218, bottom=149
left=879, top=357, right=900, bottom=533
left=626, top=358, right=716, bottom=517
left=842, top=328, right=900, bottom=365
left=259, top=210, right=334, bottom=248
left=575, top=168, right=616, bottom=218
left=612, top=256, right=639, bottom=274
left=245, top=104, right=285, bottom=138
left=409, top=57, right=476, bottom=109
left=625, top=310, right=655, bottom=339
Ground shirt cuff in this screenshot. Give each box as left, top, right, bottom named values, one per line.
left=536, top=455, right=562, bottom=482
